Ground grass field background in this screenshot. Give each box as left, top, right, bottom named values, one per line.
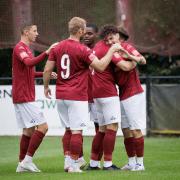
left=0, top=136, right=180, bottom=180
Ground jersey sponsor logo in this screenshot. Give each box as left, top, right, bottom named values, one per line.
left=20, top=51, right=29, bottom=59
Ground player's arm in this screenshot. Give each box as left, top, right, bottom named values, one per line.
left=17, top=51, right=47, bottom=67
left=43, top=60, right=56, bottom=99
left=112, top=52, right=136, bottom=71
left=18, top=42, right=58, bottom=67
left=90, top=43, right=122, bottom=72
left=116, top=60, right=137, bottom=71
left=120, top=48, right=146, bottom=65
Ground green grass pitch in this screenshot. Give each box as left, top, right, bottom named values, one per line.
left=0, top=136, right=180, bottom=180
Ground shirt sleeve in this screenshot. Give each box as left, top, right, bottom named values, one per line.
left=124, top=43, right=141, bottom=57
left=111, top=52, right=124, bottom=65
left=82, top=46, right=95, bottom=65
left=48, top=48, right=56, bottom=62
left=15, top=46, right=30, bottom=62
left=15, top=46, right=47, bottom=66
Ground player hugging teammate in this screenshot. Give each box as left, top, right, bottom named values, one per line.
left=13, top=17, right=146, bottom=173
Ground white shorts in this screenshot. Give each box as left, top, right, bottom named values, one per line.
left=14, top=102, right=46, bottom=128
left=89, top=102, right=98, bottom=123
left=94, top=96, right=121, bottom=126
left=121, top=92, right=146, bottom=130
left=57, top=100, right=89, bottom=131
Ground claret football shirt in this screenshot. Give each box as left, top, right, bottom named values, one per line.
left=12, top=41, right=47, bottom=103
left=48, top=39, right=94, bottom=101
left=92, top=40, right=118, bottom=98
left=112, top=42, right=144, bottom=100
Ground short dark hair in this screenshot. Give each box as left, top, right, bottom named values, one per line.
left=99, top=24, right=119, bottom=39
left=86, top=23, right=98, bottom=33
left=20, top=24, right=35, bottom=35
left=118, top=26, right=129, bottom=40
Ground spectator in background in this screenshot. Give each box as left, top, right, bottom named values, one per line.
left=43, top=17, right=122, bottom=173
left=12, top=24, right=57, bottom=173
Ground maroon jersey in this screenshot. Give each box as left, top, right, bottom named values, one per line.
left=48, top=39, right=94, bottom=101
left=12, top=41, right=47, bottom=103
left=92, top=41, right=118, bottom=98
left=113, top=42, right=143, bottom=100
left=88, top=69, right=94, bottom=102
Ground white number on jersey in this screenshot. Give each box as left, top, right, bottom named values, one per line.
left=61, top=54, right=70, bottom=79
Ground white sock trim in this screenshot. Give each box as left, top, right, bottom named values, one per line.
left=128, top=156, right=136, bottom=166
left=90, top=159, right=99, bottom=167
left=23, top=155, right=32, bottom=163
left=103, top=161, right=112, bottom=168
left=136, top=157, right=144, bottom=165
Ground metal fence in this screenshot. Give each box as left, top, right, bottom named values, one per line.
left=1, top=76, right=180, bottom=136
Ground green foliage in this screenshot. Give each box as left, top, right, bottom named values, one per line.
left=1, top=48, right=180, bottom=81
left=138, top=54, right=180, bottom=76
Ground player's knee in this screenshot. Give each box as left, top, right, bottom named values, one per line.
left=71, top=130, right=82, bottom=134
left=23, top=127, right=35, bottom=137
left=122, top=128, right=132, bottom=138
left=106, top=123, right=118, bottom=131
left=37, top=123, right=48, bottom=134
left=131, top=129, right=142, bottom=138
left=99, top=125, right=106, bottom=132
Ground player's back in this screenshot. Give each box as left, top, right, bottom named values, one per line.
left=49, top=39, right=93, bottom=101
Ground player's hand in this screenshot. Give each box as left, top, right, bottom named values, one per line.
left=138, top=57, right=146, bottom=65
left=119, top=49, right=131, bottom=59
left=51, top=72, right=57, bottom=79
left=46, top=42, right=59, bottom=55
left=44, top=86, right=52, bottom=99
left=110, top=43, right=123, bottom=52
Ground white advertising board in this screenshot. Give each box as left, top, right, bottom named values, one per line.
left=0, top=85, right=146, bottom=136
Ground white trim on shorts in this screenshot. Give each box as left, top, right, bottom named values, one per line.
left=121, top=92, right=146, bottom=130
left=57, top=99, right=89, bottom=131
left=14, top=102, right=46, bottom=128
left=94, top=96, right=121, bottom=126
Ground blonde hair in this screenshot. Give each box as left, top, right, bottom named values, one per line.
left=68, top=17, right=86, bottom=35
